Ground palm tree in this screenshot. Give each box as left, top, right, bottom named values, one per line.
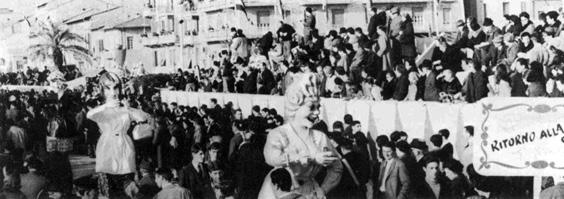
left=28, top=20, right=91, bottom=72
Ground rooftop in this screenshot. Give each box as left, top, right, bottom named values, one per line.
left=111, top=16, right=151, bottom=29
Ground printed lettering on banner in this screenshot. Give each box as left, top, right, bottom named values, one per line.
left=473, top=97, right=564, bottom=176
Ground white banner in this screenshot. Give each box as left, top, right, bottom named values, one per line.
left=473, top=97, right=564, bottom=176
left=160, top=91, right=488, bottom=161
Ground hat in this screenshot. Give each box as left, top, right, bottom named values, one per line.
left=483, top=18, right=493, bottom=26
left=410, top=139, right=428, bottom=151
left=336, top=136, right=353, bottom=149
left=503, top=33, right=515, bottom=42
left=139, top=161, right=154, bottom=171
left=389, top=6, right=399, bottom=14
left=492, top=35, right=503, bottom=43
left=396, top=141, right=411, bottom=153
left=455, top=20, right=465, bottom=27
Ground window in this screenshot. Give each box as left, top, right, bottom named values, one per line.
left=257, top=11, right=270, bottom=27
left=126, top=36, right=134, bottom=49
left=98, top=40, right=104, bottom=51
left=154, top=51, right=158, bottom=67
left=331, top=9, right=344, bottom=26
left=442, top=8, right=451, bottom=25
left=11, top=23, right=21, bottom=34
left=193, top=16, right=199, bottom=34
left=502, top=2, right=510, bottom=15
left=284, top=10, right=291, bottom=19
left=412, top=7, right=424, bottom=25
left=170, top=48, right=176, bottom=66
left=167, top=16, right=175, bottom=32
left=483, top=3, right=487, bottom=19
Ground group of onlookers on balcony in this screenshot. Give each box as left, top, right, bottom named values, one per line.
left=157, top=6, right=564, bottom=104
left=6, top=6, right=564, bottom=104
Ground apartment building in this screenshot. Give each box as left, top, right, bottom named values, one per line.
left=139, top=0, right=465, bottom=72
left=482, top=0, right=563, bottom=28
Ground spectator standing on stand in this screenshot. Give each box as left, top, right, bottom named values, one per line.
left=303, top=7, right=316, bottom=46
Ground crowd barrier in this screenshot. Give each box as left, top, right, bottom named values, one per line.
left=161, top=90, right=489, bottom=159
left=0, top=85, right=56, bottom=92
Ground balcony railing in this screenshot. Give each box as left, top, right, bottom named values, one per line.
left=142, top=33, right=178, bottom=47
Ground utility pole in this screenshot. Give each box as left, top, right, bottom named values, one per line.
left=433, top=0, right=439, bottom=36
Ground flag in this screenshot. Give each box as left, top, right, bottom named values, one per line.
left=323, top=0, right=329, bottom=22
left=277, top=0, right=285, bottom=19
left=394, top=103, right=403, bottom=131
left=423, top=105, right=434, bottom=148
left=454, top=106, right=465, bottom=160
left=238, top=0, right=253, bottom=25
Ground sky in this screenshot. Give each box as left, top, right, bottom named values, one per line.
left=2, top=0, right=38, bottom=14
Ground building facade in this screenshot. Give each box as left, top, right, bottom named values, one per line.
left=482, top=0, right=563, bottom=28
left=141, top=0, right=466, bottom=73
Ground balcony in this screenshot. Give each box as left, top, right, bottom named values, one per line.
left=143, top=33, right=178, bottom=47
left=142, top=3, right=175, bottom=17
left=201, top=24, right=274, bottom=42
left=196, top=0, right=275, bottom=12
left=181, top=31, right=197, bottom=46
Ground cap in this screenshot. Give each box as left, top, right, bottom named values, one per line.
left=390, top=6, right=399, bottom=14
left=456, top=20, right=465, bottom=27
left=139, top=161, right=154, bottom=171
left=483, top=18, right=493, bottom=26
left=492, top=35, right=503, bottom=43
left=410, top=139, right=428, bottom=151
left=503, top=33, right=515, bottom=42
left=396, top=141, right=411, bottom=153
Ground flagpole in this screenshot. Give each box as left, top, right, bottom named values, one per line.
left=433, top=0, right=439, bottom=36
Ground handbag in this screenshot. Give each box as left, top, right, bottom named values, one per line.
left=132, top=122, right=153, bottom=140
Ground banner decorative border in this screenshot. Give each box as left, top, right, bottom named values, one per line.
left=479, top=103, right=564, bottom=171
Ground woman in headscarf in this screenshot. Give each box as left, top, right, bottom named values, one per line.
left=399, top=14, right=416, bottom=66
left=87, top=72, right=150, bottom=198
left=525, top=61, right=547, bottom=97
left=259, top=73, right=343, bottom=199
left=466, top=17, right=486, bottom=49
left=519, top=12, right=535, bottom=35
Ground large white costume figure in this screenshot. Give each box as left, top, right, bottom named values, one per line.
left=87, top=72, right=149, bottom=197
left=259, top=72, right=343, bottom=199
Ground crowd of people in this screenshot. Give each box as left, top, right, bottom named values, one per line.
left=145, top=6, right=564, bottom=103
left=0, top=70, right=539, bottom=199
left=5, top=6, right=564, bottom=103
left=2, top=3, right=564, bottom=199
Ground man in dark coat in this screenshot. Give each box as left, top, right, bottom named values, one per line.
left=179, top=144, right=214, bottom=199
left=232, top=132, right=271, bottom=199
left=479, top=34, right=506, bottom=69
left=420, top=60, right=440, bottom=101
left=393, top=65, right=409, bottom=101
left=277, top=21, right=295, bottom=61
left=257, top=63, right=275, bottom=94
left=431, top=38, right=463, bottom=72
left=399, top=15, right=416, bottom=64
left=243, top=69, right=259, bottom=94
left=510, top=58, right=529, bottom=97
left=368, top=7, right=387, bottom=41
left=303, top=7, right=316, bottom=45
left=410, top=156, right=452, bottom=199
left=463, top=59, right=488, bottom=103
left=329, top=138, right=370, bottom=199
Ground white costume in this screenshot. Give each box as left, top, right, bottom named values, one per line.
left=258, top=72, right=343, bottom=199
left=87, top=104, right=149, bottom=174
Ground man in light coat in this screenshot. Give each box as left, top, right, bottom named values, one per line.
left=376, top=142, right=410, bottom=199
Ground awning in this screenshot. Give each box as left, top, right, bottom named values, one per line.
left=123, top=48, right=156, bottom=69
